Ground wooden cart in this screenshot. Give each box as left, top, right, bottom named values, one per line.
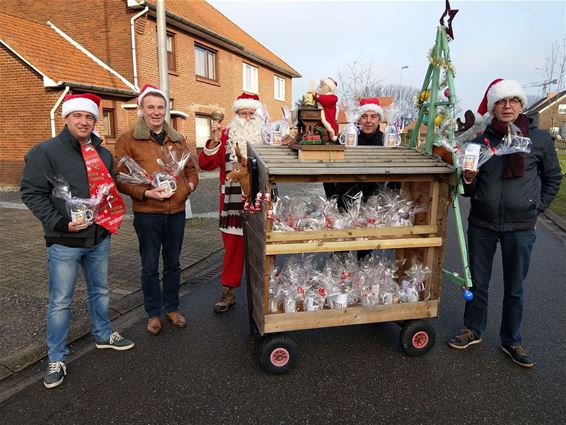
left=243, top=145, right=456, bottom=374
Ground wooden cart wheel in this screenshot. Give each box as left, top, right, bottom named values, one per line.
left=260, top=335, right=298, bottom=375
left=400, top=320, right=436, bottom=357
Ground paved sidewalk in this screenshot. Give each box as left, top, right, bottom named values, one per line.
left=0, top=206, right=223, bottom=381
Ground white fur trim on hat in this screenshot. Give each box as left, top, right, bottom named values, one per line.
left=487, top=79, right=527, bottom=113
left=322, top=78, right=337, bottom=92
left=62, top=98, right=99, bottom=122
left=357, top=104, right=384, bottom=121
left=137, top=85, right=168, bottom=107
left=232, top=98, right=262, bottom=112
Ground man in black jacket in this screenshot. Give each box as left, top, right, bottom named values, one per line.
left=324, top=97, right=385, bottom=210
left=448, top=79, right=562, bottom=368
left=21, top=93, right=134, bottom=389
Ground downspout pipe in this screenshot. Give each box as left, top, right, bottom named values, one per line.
left=130, top=5, right=149, bottom=92
left=50, top=86, right=70, bottom=137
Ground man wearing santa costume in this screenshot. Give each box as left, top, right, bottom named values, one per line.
left=21, top=93, right=133, bottom=389
left=447, top=78, right=562, bottom=368
left=199, top=93, right=263, bottom=312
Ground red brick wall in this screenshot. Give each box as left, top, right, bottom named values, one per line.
left=1, top=2, right=297, bottom=184
left=4, top=0, right=134, bottom=79
left=0, top=47, right=61, bottom=185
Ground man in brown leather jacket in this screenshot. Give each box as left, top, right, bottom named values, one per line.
left=115, top=84, right=199, bottom=335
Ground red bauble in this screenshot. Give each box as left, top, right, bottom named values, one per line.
left=444, top=88, right=451, bottom=98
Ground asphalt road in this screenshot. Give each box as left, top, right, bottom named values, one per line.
left=1, top=196, right=565, bottom=424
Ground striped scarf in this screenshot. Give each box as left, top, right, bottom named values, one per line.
left=220, top=151, right=243, bottom=235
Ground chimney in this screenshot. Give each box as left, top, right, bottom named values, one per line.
left=547, top=92, right=557, bottom=100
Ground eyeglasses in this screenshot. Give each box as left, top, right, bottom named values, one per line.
left=238, top=111, right=256, bottom=118
left=495, top=97, right=522, bottom=107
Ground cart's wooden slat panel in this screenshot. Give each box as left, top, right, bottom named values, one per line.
left=245, top=143, right=454, bottom=334
left=263, top=301, right=439, bottom=333
left=265, top=237, right=443, bottom=255
left=248, top=145, right=455, bottom=176
left=270, top=175, right=436, bottom=184
left=244, top=223, right=265, bottom=332
left=269, top=167, right=454, bottom=176
left=266, top=225, right=438, bottom=242
left=431, top=180, right=452, bottom=300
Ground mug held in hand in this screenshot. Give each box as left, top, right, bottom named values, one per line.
left=155, top=173, right=177, bottom=196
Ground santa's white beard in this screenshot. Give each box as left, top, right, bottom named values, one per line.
left=228, top=115, right=263, bottom=147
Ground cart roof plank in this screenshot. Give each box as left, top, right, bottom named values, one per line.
left=248, top=145, right=455, bottom=176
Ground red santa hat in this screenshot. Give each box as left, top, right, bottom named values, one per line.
left=321, top=77, right=337, bottom=92
left=232, top=92, right=262, bottom=112
left=137, top=84, right=168, bottom=107
left=477, top=78, right=527, bottom=116
left=358, top=98, right=384, bottom=121
left=61, top=93, right=101, bottom=122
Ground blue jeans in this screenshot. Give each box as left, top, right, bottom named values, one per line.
left=464, top=224, right=536, bottom=345
left=133, top=212, right=186, bottom=317
left=47, top=237, right=112, bottom=361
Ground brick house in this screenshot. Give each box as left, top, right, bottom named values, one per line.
left=0, top=0, right=301, bottom=184
left=524, top=90, right=566, bottom=142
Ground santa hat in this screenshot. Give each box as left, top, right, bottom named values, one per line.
left=232, top=92, right=262, bottom=112
left=137, top=84, right=168, bottom=107
left=322, top=77, right=337, bottom=92
left=357, top=98, right=384, bottom=121
left=477, top=78, right=527, bottom=116
left=61, top=93, right=101, bottom=122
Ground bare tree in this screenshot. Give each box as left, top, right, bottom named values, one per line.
left=336, top=60, right=420, bottom=119
left=541, top=37, right=565, bottom=93
left=336, top=60, right=385, bottom=101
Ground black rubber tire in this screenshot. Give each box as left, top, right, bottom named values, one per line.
left=260, top=335, right=298, bottom=375
left=400, top=320, right=436, bottom=357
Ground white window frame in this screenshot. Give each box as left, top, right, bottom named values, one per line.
left=243, top=63, right=258, bottom=94
left=274, top=76, right=285, bottom=101
left=195, top=115, right=211, bottom=148
left=558, top=104, right=566, bottom=114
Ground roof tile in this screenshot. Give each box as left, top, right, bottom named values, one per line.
left=0, top=12, right=133, bottom=93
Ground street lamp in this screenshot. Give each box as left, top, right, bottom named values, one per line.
left=399, top=65, right=409, bottom=99
left=400, top=65, right=409, bottom=128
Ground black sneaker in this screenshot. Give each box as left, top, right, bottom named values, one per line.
left=44, top=361, right=66, bottom=389
left=95, top=332, right=135, bottom=351
left=501, top=344, right=534, bottom=368
left=448, top=328, right=482, bottom=350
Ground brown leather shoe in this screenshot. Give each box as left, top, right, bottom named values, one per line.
left=147, top=317, right=162, bottom=335
left=165, top=311, right=186, bottom=328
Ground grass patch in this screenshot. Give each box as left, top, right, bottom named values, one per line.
left=548, top=151, right=566, bottom=218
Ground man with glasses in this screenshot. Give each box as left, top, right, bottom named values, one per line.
left=199, top=93, right=263, bottom=313
left=448, top=79, right=562, bottom=368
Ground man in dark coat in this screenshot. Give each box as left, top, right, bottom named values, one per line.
left=448, top=79, right=563, bottom=368
left=21, top=93, right=134, bottom=389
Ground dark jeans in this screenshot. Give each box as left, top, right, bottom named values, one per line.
left=133, top=211, right=186, bottom=317
left=464, top=223, right=536, bottom=345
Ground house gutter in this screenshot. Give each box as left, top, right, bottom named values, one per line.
left=55, top=81, right=136, bottom=97
left=130, top=5, right=150, bottom=91
left=50, top=86, right=70, bottom=137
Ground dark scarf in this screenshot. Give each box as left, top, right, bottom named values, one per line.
left=489, top=114, right=529, bottom=178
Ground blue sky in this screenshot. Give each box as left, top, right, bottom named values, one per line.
left=209, top=0, right=565, bottom=112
